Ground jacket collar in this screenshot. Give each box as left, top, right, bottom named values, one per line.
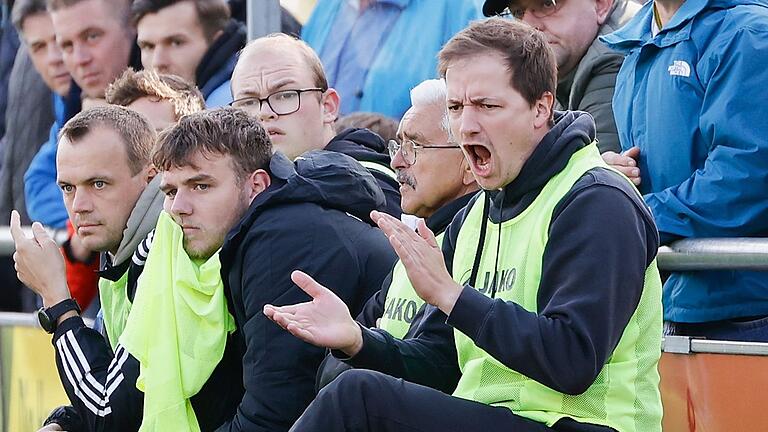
left=600, top=0, right=708, bottom=51
left=425, top=192, right=476, bottom=234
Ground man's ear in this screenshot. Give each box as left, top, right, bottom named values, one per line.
left=320, top=88, right=341, bottom=125
left=145, top=165, right=158, bottom=183
left=595, top=0, right=615, bottom=25
left=533, top=91, right=554, bottom=129
left=246, top=169, right=271, bottom=202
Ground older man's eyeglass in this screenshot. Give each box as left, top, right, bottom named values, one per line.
left=499, top=0, right=560, bottom=19
left=387, top=139, right=460, bottom=166
left=230, top=88, right=325, bottom=116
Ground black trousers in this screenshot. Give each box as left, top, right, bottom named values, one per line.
left=290, top=370, right=615, bottom=432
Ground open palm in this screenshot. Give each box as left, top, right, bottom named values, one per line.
left=264, top=271, right=362, bottom=355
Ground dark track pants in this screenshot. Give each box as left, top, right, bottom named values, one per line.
left=290, top=370, right=616, bottom=432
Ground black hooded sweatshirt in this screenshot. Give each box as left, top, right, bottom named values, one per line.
left=216, top=151, right=397, bottom=431
left=325, top=127, right=402, bottom=217
left=195, top=19, right=246, bottom=99
left=333, top=112, right=659, bottom=432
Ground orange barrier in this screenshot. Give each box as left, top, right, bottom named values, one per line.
left=660, top=340, right=768, bottom=431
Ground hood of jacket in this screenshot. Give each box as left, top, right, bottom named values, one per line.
left=225, top=150, right=386, bottom=243
left=99, top=175, right=164, bottom=278
left=601, top=0, right=768, bottom=52
left=324, top=127, right=391, bottom=166
left=488, top=111, right=596, bottom=223
left=196, top=20, right=246, bottom=97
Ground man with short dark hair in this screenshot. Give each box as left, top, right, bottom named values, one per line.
left=11, top=106, right=164, bottom=432
left=56, top=69, right=206, bottom=320
left=231, top=33, right=402, bottom=216
left=11, top=0, right=70, bottom=97
left=482, top=0, right=638, bottom=153
left=150, top=108, right=396, bottom=431
left=24, top=0, right=141, bottom=228
left=266, top=18, right=663, bottom=432
left=133, top=0, right=246, bottom=107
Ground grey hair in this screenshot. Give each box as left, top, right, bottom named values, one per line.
left=409, top=78, right=453, bottom=141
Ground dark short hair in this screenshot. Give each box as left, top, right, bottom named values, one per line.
left=131, top=0, right=230, bottom=41
left=59, top=106, right=156, bottom=174
left=47, top=0, right=131, bottom=25
left=153, top=108, right=272, bottom=179
left=12, top=0, right=47, bottom=33
left=106, top=68, right=205, bottom=120
left=437, top=18, right=557, bottom=108
left=336, top=112, right=399, bottom=143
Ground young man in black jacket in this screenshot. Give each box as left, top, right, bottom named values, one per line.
left=230, top=33, right=402, bottom=217
left=266, top=18, right=663, bottom=432
left=152, top=108, right=396, bottom=431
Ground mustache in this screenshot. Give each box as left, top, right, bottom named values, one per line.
left=396, top=170, right=416, bottom=189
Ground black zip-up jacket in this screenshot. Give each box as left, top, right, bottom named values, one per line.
left=335, top=111, right=659, bottom=432
left=325, top=127, right=402, bottom=217
left=195, top=19, right=246, bottom=100
left=216, top=151, right=397, bottom=431
left=315, top=192, right=476, bottom=393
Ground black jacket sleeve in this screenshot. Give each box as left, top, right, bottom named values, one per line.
left=52, top=316, right=143, bottom=431
left=337, top=304, right=461, bottom=393
left=446, top=177, right=658, bottom=395
left=217, top=211, right=395, bottom=431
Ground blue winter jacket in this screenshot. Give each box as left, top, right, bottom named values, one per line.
left=602, top=0, right=768, bottom=322
left=196, top=20, right=245, bottom=108
left=301, top=0, right=482, bottom=119
left=23, top=94, right=70, bottom=228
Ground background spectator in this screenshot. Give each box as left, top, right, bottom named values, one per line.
left=231, top=34, right=402, bottom=216
left=133, top=0, right=245, bottom=107
left=23, top=0, right=141, bottom=228
left=483, top=0, right=639, bottom=153
left=302, top=0, right=482, bottom=119
left=336, top=111, right=399, bottom=143
left=602, top=0, right=768, bottom=341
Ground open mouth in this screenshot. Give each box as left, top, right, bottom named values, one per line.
left=462, top=143, right=493, bottom=177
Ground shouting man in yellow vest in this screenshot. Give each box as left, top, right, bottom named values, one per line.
left=265, top=17, right=664, bottom=432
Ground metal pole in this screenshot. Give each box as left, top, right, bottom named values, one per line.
left=0, top=226, right=68, bottom=256
left=657, top=238, right=768, bottom=271
left=247, top=0, right=282, bottom=41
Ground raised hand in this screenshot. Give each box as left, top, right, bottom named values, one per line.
left=10, top=210, right=70, bottom=307
left=602, top=146, right=641, bottom=185
left=371, top=211, right=463, bottom=315
left=263, top=271, right=364, bottom=357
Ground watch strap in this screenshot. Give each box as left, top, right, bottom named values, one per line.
left=45, top=299, right=81, bottom=331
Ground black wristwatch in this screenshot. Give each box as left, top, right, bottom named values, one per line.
left=38, top=299, right=81, bottom=334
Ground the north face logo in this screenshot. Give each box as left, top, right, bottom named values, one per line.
left=668, top=60, right=691, bottom=77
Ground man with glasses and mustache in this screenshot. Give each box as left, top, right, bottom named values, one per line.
left=483, top=0, right=639, bottom=153
left=230, top=33, right=402, bottom=217
left=316, top=78, right=479, bottom=392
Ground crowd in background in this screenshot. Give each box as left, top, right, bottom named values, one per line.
left=0, top=0, right=767, bottom=429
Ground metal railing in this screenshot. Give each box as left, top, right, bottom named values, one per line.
left=2, top=228, right=767, bottom=353
left=657, top=238, right=768, bottom=271
left=2, top=226, right=766, bottom=271
left=0, top=226, right=67, bottom=256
